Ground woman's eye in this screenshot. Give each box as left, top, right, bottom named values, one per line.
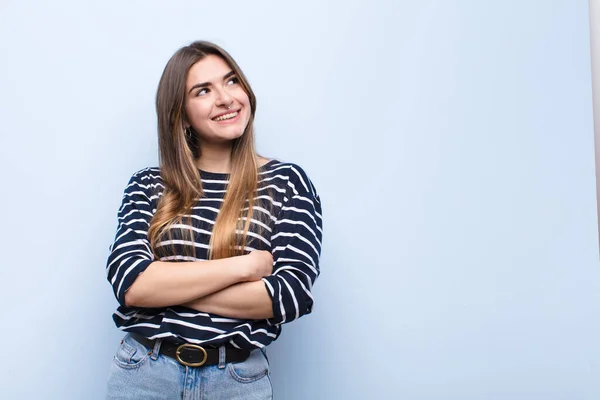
left=197, top=88, right=209, bottom=96
left=227, top=77, right=239, bottom=85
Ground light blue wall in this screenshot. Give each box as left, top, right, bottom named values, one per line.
left=0, top=1, right=597, bottom=399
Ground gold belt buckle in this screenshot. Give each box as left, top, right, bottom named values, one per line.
left=175, top=343, right=208, bottom=367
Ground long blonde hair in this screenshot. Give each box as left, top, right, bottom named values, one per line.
left=149, top=41, right=262, bottom=260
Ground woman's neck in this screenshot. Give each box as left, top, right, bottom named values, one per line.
left=194, top=142, right=233, bottom=173
left=194, top=143, right=271, bottom=173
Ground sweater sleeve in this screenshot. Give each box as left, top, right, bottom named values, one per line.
left=106, top=170, right=157, bottom=306
left=262, top=168, right=323, bottom=325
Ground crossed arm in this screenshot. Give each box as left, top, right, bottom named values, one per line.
left=124, top=251, right=274, bottom=320
left=181, top=280, right=273, bottom=319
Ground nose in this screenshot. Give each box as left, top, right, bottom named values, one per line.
left=214, top=86, right=234, bottom=108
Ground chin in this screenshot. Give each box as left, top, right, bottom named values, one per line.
left=215, top=130, right=245, bottom=143
left=220, top=124, right=247, bottom=138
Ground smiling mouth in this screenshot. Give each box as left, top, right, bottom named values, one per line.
left=212, top=110, right=240, bottom=122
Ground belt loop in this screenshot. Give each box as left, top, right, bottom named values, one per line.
left=218, top=345, right=226, bottom=369
left=150, top=338, right=162, bottom=361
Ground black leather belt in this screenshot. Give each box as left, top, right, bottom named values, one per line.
left=130, top=333, right=250, bottom=367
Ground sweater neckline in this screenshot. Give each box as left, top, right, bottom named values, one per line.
left=198, top=159, right=279, bottom=179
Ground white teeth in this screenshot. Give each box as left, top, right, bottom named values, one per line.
left=213, top=111, right=238, bottom=121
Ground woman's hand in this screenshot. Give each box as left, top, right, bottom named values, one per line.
left=242, top=250, right=273, bottom=281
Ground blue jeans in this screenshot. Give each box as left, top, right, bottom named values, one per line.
left=106, top=333, right=273, bottom=399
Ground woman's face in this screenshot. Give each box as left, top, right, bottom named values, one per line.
left=184, top=55, right=251, bottom=145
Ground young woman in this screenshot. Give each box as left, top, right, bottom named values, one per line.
left=105, top=41, right=323, bottom=399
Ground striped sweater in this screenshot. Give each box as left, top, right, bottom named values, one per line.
left=106, top=159, right=323, bottom=349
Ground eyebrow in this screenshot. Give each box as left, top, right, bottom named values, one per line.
left=188, top=71, right=236, bottom=94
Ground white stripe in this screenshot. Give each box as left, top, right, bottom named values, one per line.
left=156, top=240, right=209, bottom=250
left=286, top=180, right=299, bottom=196
left=271, top=231, right=319, bottom=257
left=211, top=317, right=244, bottom=323
left=241, top=205, right=276, bottom=222
left=262, top=278, right=275, bottom=295
left=112, top=228, right=136, bottom=246
left=278, top=279, right=286, bottom=323
left=233, top=323, right=278, bottom=338
left=108, top=246, right=152, bottom=279
left=160, top=255, right=201, bottom=262
left=178, top=214, right=217, bottom=226
left=254, top=195, right=282, bottom=208
left=279, top=275, right=300, bottom=321
left=239, top=216, right=271, bottom=232
left=162, top=318, right=226, bottom=334
left=287, top=245, right=317, bottom=268
left=119, top=322, right=161, bottom=329
left=126, top=181, right=164, bottom=190
left=201, top=178, right=229, bottom=184
left=276, top=265, right=313, bottom=288
left=190, top=206, right=220, bottom=214
left=116, top=258, right=147, bottom=296
left=141, top=332, right=182, bottom=340
left=107, top=247, right=151, bottom=275
left=275, top=258, right=318, bottom=280
left=292, top=195, right=318, bottom=210
left=118, top=208, right=153, bottom=221
left=118, top=200, right=150, bottom=214
left=259, top=174, right=289, bottom=184
left=108, top=251, right=149, bottom=282
left=257, top=184, right=286, bottom=195
left=169, top=309, right=210, bottom=318
left=123, top=190, right=149, bottom=199
left=121, top=218, right=150, bottom=227
left=273, top=219, right=321, bottom=245
left=203, top=188, right=228, bottom=193
left=281, top=269, right=314, bottom=300
left=170, top=223, right=212, bottom=236
left=258, top=164, right=290, bottom=175
left=139, top=173, right=161, bottom=181
left=156, top=239, right=259, bottom=254
left=235, top=229, right=271, bottom=246
left=290, top=166, right=309, bottom=192
left=272, top=245, right=317, bottom=272
left=279, top=205, right=319, bottom=229
left=109, top=239, right=152, bottom=258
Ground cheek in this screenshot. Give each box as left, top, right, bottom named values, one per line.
left=237, top=93, right=252, bottom=121
left=240, top=93, right=251, bottom=109
left=231, top=87, right=250, bottom=108
left=186, top=101, right=212, bottom=125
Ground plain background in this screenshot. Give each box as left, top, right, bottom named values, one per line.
left=1, top=0, right=599, bottom=399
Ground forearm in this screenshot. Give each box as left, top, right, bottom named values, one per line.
left=124, top=257, right=246, bottom=308
left=182, top=281, right=274, bottom=320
